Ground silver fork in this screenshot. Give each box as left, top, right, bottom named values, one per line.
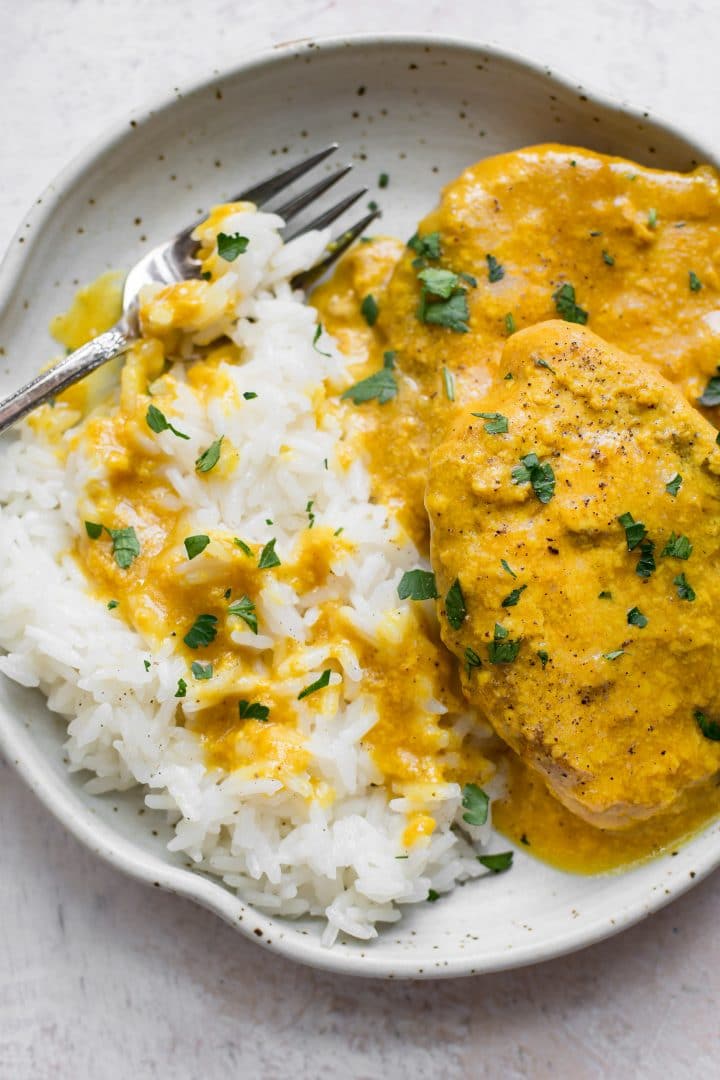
left=0, top=145, right=379, bottom=435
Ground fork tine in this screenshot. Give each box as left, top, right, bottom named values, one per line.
left=284, top=188, right=368, bottom=242
left=235, top=144, right=339, bottom=207
left=273, top=164, right=354, bottom=223
left=292, top=208, right=382, bottom=291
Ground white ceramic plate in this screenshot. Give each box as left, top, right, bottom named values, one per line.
left=1, top=34, right=719, bottom=980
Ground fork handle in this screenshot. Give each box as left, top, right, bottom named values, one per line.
left=0, top=328, right=132, bottom=435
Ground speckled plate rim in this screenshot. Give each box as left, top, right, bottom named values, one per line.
left=1, top=32, right=718, bottom=980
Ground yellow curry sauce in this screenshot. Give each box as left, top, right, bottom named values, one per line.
left=313, top=143, right=720, bottom=873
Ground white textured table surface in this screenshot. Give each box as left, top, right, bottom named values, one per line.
left=2, top=2, right=720, bottom=1077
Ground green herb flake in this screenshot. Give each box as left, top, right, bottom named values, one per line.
left=695, top=709, right=720, bottom=741
left=535, top=358, right=556, bottom=374
left=477, top=851, right=514, bottom=873
left=699, top=367, right=720, bottom=407
left=258, top=538, right=281, bottom=570
left=504, top=372, right=513, bottom=380
left=444, top=578, right=467, bottom=630
left=238, top=699, right=270, bottom=722
left=107, top=600, right=119, bottom=610
left=504, top=312, right=516, bottom=336
left=195, top=436, right=224, bottom=474
left=553, top=282, right=588, bottom=325
left=636, top=539, right=657, bottom=578
left=201, top=271, right=212, bottom=281
left=603, top=649, right=625, bottom=661
left=486, top=253, right=505, bottom=282
left=422, top=290, right=470, bottom=333
left=418, top=267, right=459, bottom=298
left=227, top=595, right=258, bottom=634
left=243, top=391, right=258, bottom=400
left=501, top=584, right=527, bottom=608
left=464, top=646, right=483, bottom=677
left=217, top=232, right=249, bottom=261
left=341, top=351, right=398, bottom=405
left=184, top=534, right=210, bottom=560
left=144, top=659, right=151, bottom=672
left=602, top=250, right=615, bottom=266
left=146, top=404, right=189, bottom=441
left=175, top=678, right=187, bottom=698
left=407, top=231, right=442, bottom=261
left=662, top=532, right=692, bottom=560
left=361, top=294, right=379, bottom=326
left=627, top=607, right=648, bottom=629
left=427, top=889, right=440, bottom=902
left=367, top=200, right=379, bottom=212
left=689, top=270, right=703, bottom=292
left=85, top=521, right=103, bottom=539
left=598, top=590, right=612, bottom=600
left=398, top=569, right=438, bottom=601
left=234, top=538, right=253, bottom=556
left=378, top=172, right=389, bottom=188
left=472, top=411, right=509, bottom=435
left=501, top=559, right=516, bottom=579
left=647, top=208, right=658, bottom=229
left=511, top=452, right=556, bottom=504
left=108, top=526, right=141, bottom=570
left=191, top=661, right=213, bottom=680
left=674, top=573, right=696, bottom=601
left=488, top=623, right=522, bottom=664
left=462, top=783, right=489, bottom=827
left=665, top=474, right=683, bottom=497
left=298, top=668, right=332, bottom=701
left=312, top=323, right=331, bottom=357
left=537, top=649, right=549, bottom=669
left=618, top=512, right=646, bottom=551
left=183, top=613, right=218, bottom=650
left=442, top=365, right=456, bottom=401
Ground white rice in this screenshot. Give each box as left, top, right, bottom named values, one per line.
left=0, top=208, right=493, bottom=944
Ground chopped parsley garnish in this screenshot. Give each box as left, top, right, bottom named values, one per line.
left=107, top=600, right=119, bottom=610
left=195, top=436, right=224, bottom=473
left=333, top=527, right=344, bottom=537
left=191, top=661, right=213, bottom=680
left=298, top=669, right=332, bottom=701
left=636, top=539, right=656, bottom=578
left=217, top=232, right=249, bottom=261
left=461, top=783, right=489, bottom=827
left=662, top=532, right=692, bottom=560
left=227, top=595, right=257, bottom=634
left=603, top=649, right=625, bottom=661
left=421, top=290, right=470, bottom=333
left=397, top=569, right=438, bottom=601
left=418, top=267, right=460, bottom=298
left=144, top=659, right=151, bottom=672
left=146, top=404, right=189, bottom=440
left=238, top=699, right=270, bottom=722
left=175, top=678, right=187, bottom=698
left=234, top=538, right=252, bottom=556
left=647, top=208, right=657, bottom=229
left=602, top=250, right=615, bottom=266
left=598, top=590, right=612, bottom=600
left=665, top=474, right=683, bottom=497
left=361, top=294, right=379, bottom=326
left=689, top=270, right=702, bottom=292
left=312, top=323, right=331, bottom=357
left=444, top=578, right=466, bottom=630
left=488, top=622, right=522, bottom=664
left=407, top=231, right=441, bottom=261
left=243, top=391, right=257, bottom=400
left=485, top=253, right=505, bottom=282
left=477, top=851, right=513, bottom=873
left=306, top=500, right=315, bottom=529
left=427, top=889, right=440, bottom=902
left=183, top=613, right=218, bottom=649
left=537, top=650, right=549, bottom=669
left=695, top=709, right=720, bottom=741
left=674, top=573, right=696, bottom=601
left=504, top=312, right=516, bottom=335
left=223, top=588, right=232, bottom=600
left=442, top=365, right=455, bottom=401
left=258, top=538, right=281, bottom=570
left=699, top=367, right=720, bottom=407
left=472, top=411, right=508, bottom=435
left=378, top=172, right=389, bottom=188
left=501, top=559, right=516, bottom=579
left=184, top=534, right=210, bottom=560
left=553, top=282, right=588, bottom=324
left=85, top=521, right=103, bottom=539
left=617, top=512, right=646, bottom=551
left=341, top=351, right=398, bottom=405
left=201, top=271, right=212, bottom=281
left=464, top=647, right=483, bottom=676
left=503, top=372, right=513, bottom=380
left=501, top=584, right=527, bottom=608
left=535, top=358, right=555, bottom=374
left=108, top=526, right=141, bottom=570
left=627, top=607, right=648, bottom=628
left=511, top=453, right=556, bottom=504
